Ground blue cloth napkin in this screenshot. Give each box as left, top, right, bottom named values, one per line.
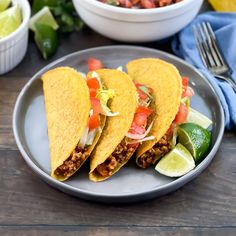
left=172, top=12, right=236, bottom=130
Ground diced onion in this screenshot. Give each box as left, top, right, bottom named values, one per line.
left=86, top=129, right=98, bottom=145
left=91, top=71, right=102, bottom=87
left=126, top=122, right=153, bottom=140
left=116, top=66, right=123, bottom=71
left=78, top=127, right=89, bottom=148
left=126, top=136, right=155, bottom=144
left=170, top=126, right=178, bottom=148
left=79, top=72, right=86, bottom=79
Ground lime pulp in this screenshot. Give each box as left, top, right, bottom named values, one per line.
left=0, top=0, right=11, bottom=12
left=155, top=143, right=195, bottom=177
left=29, top=6, right=59, bottom=32
left=187, top=108, right=212, bottom=129
left=0, top=5, right=21, bottom=38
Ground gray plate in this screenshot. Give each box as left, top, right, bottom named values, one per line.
left=13, top=46, right=224, bottom=203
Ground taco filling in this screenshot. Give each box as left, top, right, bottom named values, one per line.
left=54, top=72, right=117, bottom=179
left=94, top=81, right=154, bottom=178
left=136, top=77, right=194, bottom=168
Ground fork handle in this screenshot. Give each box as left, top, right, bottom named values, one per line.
left=215, top=74, right=236, bottom=93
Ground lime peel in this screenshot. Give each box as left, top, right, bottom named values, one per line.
left=178, top=123, right=211, bottom=162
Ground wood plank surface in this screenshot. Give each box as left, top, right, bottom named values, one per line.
left=0, top=136, right=236, bottom=227
left=0, top=227, right=236, bottom=236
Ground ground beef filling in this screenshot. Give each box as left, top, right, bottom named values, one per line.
left=95, top=140, right=136, bottom=177
left=137, top=135, right=171, bottom=168
left=54, top=146, right=89, bottom=178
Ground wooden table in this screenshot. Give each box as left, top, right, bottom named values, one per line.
left=1, top=4, right=236, bottom=236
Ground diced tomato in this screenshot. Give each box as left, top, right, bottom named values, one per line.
left=129, top=122, right=146, bottom=135
left=134, top=81, right=153, bottom=100
left=90, top=97, right=103, bottom=114
left=166, top=123, right=175, bottom=138
left=87, top=77, right=100, bottom=90
left=88, top=113, right=100, bottom=130
left=134, top=82, right=143, bottom=88
left=89, top=88, right=97, bottom=97
left=136, top=106, right=152, bottom=117
left=119, top=0, right=133, bottom=8
left=181, top=77, right=189, bottom=97
left=137, top=88, right=148, bottom=100
left=87, top=57, right=104, bottom=71
left=133, top=113, right=147, bottom=126
left=174, top=103, right=188, bottom=124
left=141, top=0, right=156, bottom=8
left=182, top=77, right=189, bottom=88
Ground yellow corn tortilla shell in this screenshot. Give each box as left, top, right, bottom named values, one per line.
left=42, top=67, right=91, bottom=181
left=126, top=58, right=182, bottom=159
left=89, top=69, right=138, bottom=182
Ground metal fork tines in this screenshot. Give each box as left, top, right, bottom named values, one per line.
left=193, top=22, right=236, bottom=92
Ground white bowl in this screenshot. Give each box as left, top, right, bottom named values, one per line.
left=0, top=0, right=30, bottom=75
left=73, top=0, right=203, bottom=42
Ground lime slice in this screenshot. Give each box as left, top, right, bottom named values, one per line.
left=187, top=108, right=212, bottom=129
left=29, top=6, right=59, bottom=32
left=178, top=123, right=211, bottom=162
left=0, top=5, right=21, bottom=38
left=34, top=22, right=58, bottom=60
left=155, top=143, right=195, bottom=177
left=0, top=0, right=11, bottom=12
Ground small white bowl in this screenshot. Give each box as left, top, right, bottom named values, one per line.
left=73, top=0, right=203, bottom=42
left=0, top=0, right=30, bottom=75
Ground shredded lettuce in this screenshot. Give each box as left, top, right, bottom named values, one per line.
left=96, top=88, right=119, bottom=116
left=181, top=97, right=190, bottom=109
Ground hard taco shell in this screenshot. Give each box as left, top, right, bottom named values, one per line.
left=89, top=69, right=138, bottom=182
left=42, top=67, right=92, bottom=181
left=126, top=58, right=182, bottom=159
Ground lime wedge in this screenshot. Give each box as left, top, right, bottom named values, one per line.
left=187, top=108, right=212, bottom=129
left=0, top=5, right=21, bottom=38
left=178, top=123, right=211, bottom=162
left=0, top=0, right=11, bottom=12
left=29, top=6, right=59, bottom=32
left=34, top=22, right=58, bottom=60
left=155, top=143, right=195, bottom=177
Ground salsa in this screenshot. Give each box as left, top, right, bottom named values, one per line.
left=98, top=0, right=183, bottom=9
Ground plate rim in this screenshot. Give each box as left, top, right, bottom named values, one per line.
left=12, top=45, right=225, bottom=201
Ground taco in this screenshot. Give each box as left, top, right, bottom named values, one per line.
left=127, top=58, right=186, bottom=168
left=42, top=67, right=115, bottom=181
left=89, top=69, right=155, bottom=182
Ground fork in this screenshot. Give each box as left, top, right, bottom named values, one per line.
left=193, top=22, right=236, bottom=92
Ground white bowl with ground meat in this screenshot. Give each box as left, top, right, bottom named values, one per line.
left=72, top=0, right=203, bottom=42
